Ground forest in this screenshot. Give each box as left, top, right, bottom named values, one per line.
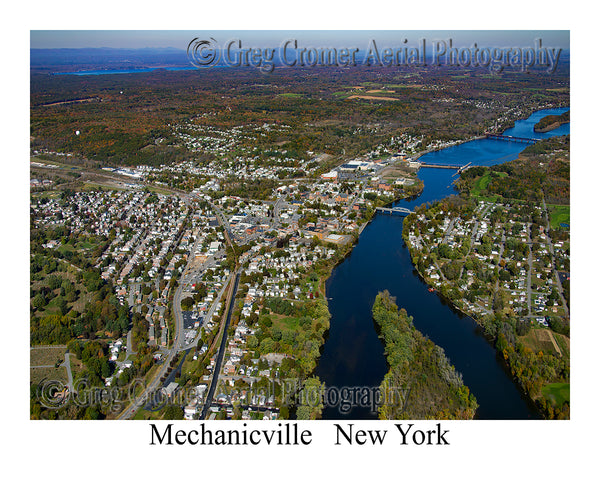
left=457, top=135, right=570, bottom=205
left=31, top=65, right=569, bottom=167
left=534, top=110, right=570, bottom=132
left=373, top=290, right=478, bottom=420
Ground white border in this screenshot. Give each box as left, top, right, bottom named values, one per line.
left=5, top=1, right=597, bottom=477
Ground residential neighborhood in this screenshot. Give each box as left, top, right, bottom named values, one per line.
left=30, top=134, right=430, bottom=420
left=406, top=198, right=569, bottom=328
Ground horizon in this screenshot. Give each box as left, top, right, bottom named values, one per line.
left=31, top=30, right=570, bottom=50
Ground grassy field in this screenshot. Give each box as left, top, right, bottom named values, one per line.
left=132, top=408, right=164, bottom=420
left=472, top=193, right=500, bottom=203
left=30, top=365, right=68, bottom=386
left=471, top=171, right=509, bottom=197
left=347, top=95, right=398, bottom=102
left=82, top=181, right=128, bottom=192
left=548, top=204, right=570, bottom=228
left=30, top=346, right=69, bottom=386
left=542, top=382, right=570, bottom=407
left=270, top=313, right=300, bottom=331
left=30, top=346, right=67, bottom=366
left=471, top=172, right=491, bottom=196
left=521, top=328, right=570, bottom=357
left=521, top=328, right=559, bottom=355
left=384, top=84, right=423, bottom=89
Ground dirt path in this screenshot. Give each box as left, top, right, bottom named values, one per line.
left=546, top=329, right=562, bottom=357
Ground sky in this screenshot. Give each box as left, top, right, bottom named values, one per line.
left=30, top=30, right=570, bottom=50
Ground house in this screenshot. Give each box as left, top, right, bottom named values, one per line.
left=184, top=402, right=198, bottom=420
left=320, top=171, right=338, bottom=180
left=223, top=359, right=236, bottom=375
left=184, top=396, right=200, bottom=420
left=162, top=382, right=179, bottom=398
left=334, top=193, right=350, bottom=203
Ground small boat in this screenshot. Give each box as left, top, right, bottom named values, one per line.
left=428, top=287, right=436, bottom=292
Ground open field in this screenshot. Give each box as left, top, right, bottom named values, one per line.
left=30, top=346, right=67, bottom=366
left=471, top=173, right=491, bottom=196
left=548, top=204, right=570, bottom=228
left=542, top=382, right=569, bottom=407
left=471, top=171, right=508, bottom=196
left=347, top=95, right=398, bottom=102
left=384, top=84, right=424, bottom=89
left=30, top=346, right=69, bottom=385
left=30, top=365, right=68, bottom=386
left=521, top=328, right=568, bottom=357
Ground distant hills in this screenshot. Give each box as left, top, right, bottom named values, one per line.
left=31, top=45, right=570, bottom=74
left=30, top=47, right=189, bottom=73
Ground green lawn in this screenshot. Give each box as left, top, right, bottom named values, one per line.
left=472, top=173, right=491, bottom=196
left=472, top=191, right=499, bottom=203
left=384, top=84, right=419, bottom=89
left=548, top=205, right=570, bottom=228
left=470, top=171, right=507, bottom=200
left=272, top=315, right=299, bottom=331
left=542, top=382, right=570, bottom=407
left=56, top=244, right=75, bottom=256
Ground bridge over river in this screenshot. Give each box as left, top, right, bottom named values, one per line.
left=485, top=133, right=538, bottom=144
left=375, top=206, right=414, bottom=215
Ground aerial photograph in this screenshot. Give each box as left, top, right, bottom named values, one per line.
left=29, top=29, right=571, bottom=422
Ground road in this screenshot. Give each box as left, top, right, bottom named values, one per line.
left=209, top=201, right=233, bottom=240
left=526, top=222, right=533, bottom=316
left=117, top=197, right=240, bottom=420
left=185, top=277, right=232, bottom=350
left=440, top=217, right=457, bottom=244
left=200, top=272, right=241, bottom=419
left=116, top=347, right=178, bottom=419
left=172, top=280, right=185, bottom=350
left=541, top=195, right=570, bottom=318
left=125, top=330, right=134, bottom=360
left=116, top=188, right=258, bottom=419
left=273, top=196, right=284, bottom=221
left=63, top=353, right=74, bottom=393
left=116, top=267, right=232, bottom=418
left=116, top=201, right=199, bottom=418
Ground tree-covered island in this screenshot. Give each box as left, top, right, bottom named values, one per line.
left=373, top=290, right=478, bottom=419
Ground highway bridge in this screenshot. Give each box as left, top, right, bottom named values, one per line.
left=376, top=206, right=414, bottom=215
left=486, top=133, right=538, bottom=144
left=419, top=163, right=460, bottom=170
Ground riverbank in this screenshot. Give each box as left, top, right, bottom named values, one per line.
left=410, top=135, right=486, bottom=162
left=534, top=110, right=570, bottom=133
left=373, top=290, right=478, bottom=419
left=314, top=107, right=569, bottom=420
left=402, top=187, right=570, bottom=419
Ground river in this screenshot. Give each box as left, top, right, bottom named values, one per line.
left=314, top=107, right=569, bottom=420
